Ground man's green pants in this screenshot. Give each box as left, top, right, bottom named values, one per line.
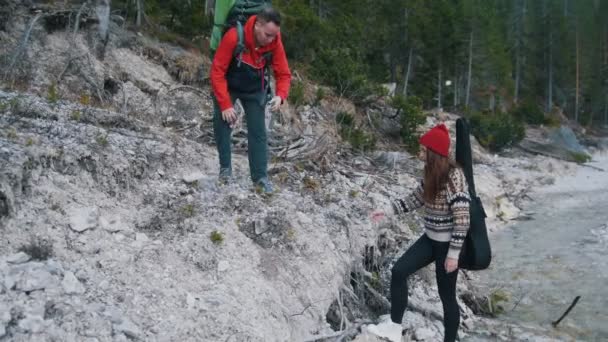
left=213, top=91, right=268, bottom=183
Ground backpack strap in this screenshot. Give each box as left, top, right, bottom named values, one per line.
left=234, top=21, right=246, bottom=67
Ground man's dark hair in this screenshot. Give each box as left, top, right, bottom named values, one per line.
left=256, top=7, right=281, bottom=26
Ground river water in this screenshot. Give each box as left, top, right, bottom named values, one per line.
left=471, top=154, right=608, bottom=341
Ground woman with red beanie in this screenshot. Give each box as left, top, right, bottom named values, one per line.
left=367, top=124, right=471, bottom=342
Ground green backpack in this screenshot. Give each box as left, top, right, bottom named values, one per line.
left=209, top=0, right=272, bottom=59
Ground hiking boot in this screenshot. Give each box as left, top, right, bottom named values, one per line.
left=364, top=315, right=404, bottom=342
left=218, top=167, right=232, bottom=185
left=255, top=177, right=274, bottom=194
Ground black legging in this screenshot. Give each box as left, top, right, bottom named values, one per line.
left=390, top=234, right=460, bottom=342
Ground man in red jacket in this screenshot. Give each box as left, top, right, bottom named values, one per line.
left=210, top=7, right=291, bottom=193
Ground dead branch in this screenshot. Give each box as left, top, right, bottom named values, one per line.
left=363, top=282, right=444, bottom=322
left=72, top=1, right=89, bottom=39
left=302, top=320, right=373, bottom=342
left=276, top=133, right=334, bottom=161
left=167, top=85, right=206, bottom=97
left=552, top=296, right=581, bottom=327
left=5, top=12, right=43, bottom=78
left=289, top=303, right=312, bottom=317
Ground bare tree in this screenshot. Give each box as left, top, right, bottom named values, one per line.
left=136, top=0, right=144, bottom=27
left=575, top=18, right=580, bottom=122
left=95, top=0, right=111, bottom=60
left=514, top=0, right=526, bottom=104
left=402, top=48, right=413, bottom=98
left=465, top=30, right=473, bottom=108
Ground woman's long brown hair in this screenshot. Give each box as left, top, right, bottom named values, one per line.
left=423, top=148, right=458, bottom=202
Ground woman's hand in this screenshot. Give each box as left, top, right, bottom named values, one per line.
left=444, top=257, right=458, bottom=273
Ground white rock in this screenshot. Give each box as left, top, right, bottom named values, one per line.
left=413, top=327, right=436, bottom=340
left=17, top=315, right=45, bottom=333
left=113, top=319, right=142, bottom=340
left=100, top=216, right=128, bottom=233
left=217, top=260, right=230, bottom=272
left=68, top=206, right=98, bottom=232
left=182, top=172, right=204, bottom=184
left=3, top=275, right=15, bottom=291
left=186, top=292, right=197, bottom=309
left=0, top=307, right=10, bottom=338
left=495, top=196, right=520, bottom=221
left=62, top=271, right=85, bottom=295
left=16, top=268, right=54, bottom=292
left=131, top=232, right=149, bottom=248
left=44, top=259, right=64, bottom=275
left=6, top=252, right=31, bottom=264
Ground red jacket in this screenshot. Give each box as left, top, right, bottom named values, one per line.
left=210, top=15, right=291, bottom=111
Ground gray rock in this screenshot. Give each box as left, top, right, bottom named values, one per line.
left=3, top=275, right=16, bottom=291
left=68, top=206, right=99, bottom=232
left=182, top=172, right=204, bottom=184
left=15, top=268, right=54, bottom=292
left=254, top=219, right=268, bottom=235
left=62, top=271, right=85, bottom=295
left=217, top=260, right=230, bottom=272
left=413, top=327, right=436, bottom=340
left=17, top=315, right=45, bottom=333
left=113, top=318, right=142, bottom=340
left=131, top=232, right=149, bottom=249
left=100, top=216, right=128, bottom=233
left=0, top=307, right=10, bottom=338
left=6, top=252, right=31, bottom=264
left=44, top=259, right=64, bottom=275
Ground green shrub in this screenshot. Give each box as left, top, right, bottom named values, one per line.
left=47, top=84, right=59, bottom=104
left=312, top=48, right=382, bottom=103
left=210, top=230, right=224, bottom=245
left=468, top=110, right=525, bottom=152
left=288, top=80, right=306, bottom=107
left=70, top=110, right=82, bottom=121
left=96, top=134, right=108, bottom=147
left=570, top=151, right=591, bottom=164
left=391, top=95, right=426, bottom=154
left=336, top=112, right=355, bottom=128
left=511, top=100, right=545, bottom=125
left=181, top=204, right=195, bottom=218
left=314, top=87, right=325, bottom=105
left=335, top=112, right=376, bottom=152
left=544, top=114, right=561, bottom=127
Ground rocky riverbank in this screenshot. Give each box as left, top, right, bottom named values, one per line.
left=1, top=2, right=606, bottom=341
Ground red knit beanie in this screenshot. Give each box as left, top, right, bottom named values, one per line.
left=419, top=124, right=450, bottom=157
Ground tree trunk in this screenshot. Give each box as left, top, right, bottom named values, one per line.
left=95, top=0, right=111, bottom=60
left=403, top=47, right=413, bottom=97
left=136, top=0, right=143, bottom=27
left=564, top=0, right=568, bottom=17
left=514, top=0, right=525, bottom=104
left=437, top=62, right=442, bottom=110
left=575, top=20, right=580, bottom=123
left=547, top=5, right=553, bottom=112
left=205, top=0, right=214, bottom=16
left=465, top=30, right=473, bottom=108
left=453, top=65, right=458, bottom=107
left=604, top=92, right=608, bottom=127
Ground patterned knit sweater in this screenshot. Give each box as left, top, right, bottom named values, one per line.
left=392, top=167, right=471, bottom=260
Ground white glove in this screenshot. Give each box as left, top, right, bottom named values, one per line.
left=269, top=96, right=282, bottom=112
